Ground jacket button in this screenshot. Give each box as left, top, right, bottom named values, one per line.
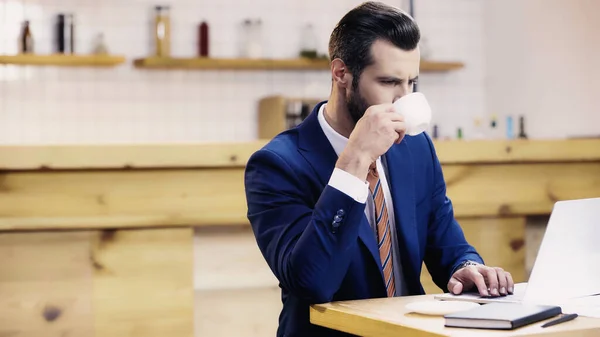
left=336, top=209, right=345, bottom=216
left=334, top=215, right=342, bottom=222
left=331, top=220, right=340, bottom=233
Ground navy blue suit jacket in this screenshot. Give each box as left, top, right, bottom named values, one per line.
left=244, top=102, right=483, bottom=337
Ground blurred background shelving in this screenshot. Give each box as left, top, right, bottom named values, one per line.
left=0, top=54, right=126, bottom=67
left=132, top=56, right=464, bottom=71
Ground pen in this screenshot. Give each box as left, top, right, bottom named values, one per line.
left=541, top=313, right=578, bottom=328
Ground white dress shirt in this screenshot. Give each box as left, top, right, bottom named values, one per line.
left=317, top=103, right=408, bottom=296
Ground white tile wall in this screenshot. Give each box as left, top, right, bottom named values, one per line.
left=0, top=0, right=485, bottom=144
left=414, top=0, right=486, bottom=140
left=484, top=0, right=600, bottom=140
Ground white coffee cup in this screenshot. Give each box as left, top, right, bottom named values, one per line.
left=392, top=92, right=432, bottom=136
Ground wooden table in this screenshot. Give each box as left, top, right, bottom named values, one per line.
left=310, top=295, right=600, bottom=337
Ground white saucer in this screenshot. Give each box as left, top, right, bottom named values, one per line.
left=405, top=300, right=480, bottom=316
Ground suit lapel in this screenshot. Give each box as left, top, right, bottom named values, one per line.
left=384, top=140, right=420, bottom=290
left=297, top=102, right=385, bottom=284
left=297, top=102, right=338, bottom=187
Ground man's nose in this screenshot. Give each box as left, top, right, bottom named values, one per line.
left=393, top=84, right=411, bottom=102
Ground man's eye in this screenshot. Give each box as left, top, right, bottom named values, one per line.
left=381, top=80, right=397, bottom=85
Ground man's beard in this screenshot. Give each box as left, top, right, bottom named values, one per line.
left=346, top=85, right=370, bottom=125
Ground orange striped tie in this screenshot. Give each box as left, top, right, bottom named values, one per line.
left=367, top=163, right=396, bottom=297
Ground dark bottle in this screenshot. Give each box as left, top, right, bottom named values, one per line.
left=56, top=14, right=75, bottom=54
left=67, top=14, right=75, bottom=54
left=20, top=20, right=34, bottom=54
left=432, top=124, right=439, bottom=139
left=198, top=21, right=209, bottom=57
left=518, top=116, right=528, bottom=139
left=56, top=14, right=65, bottom=53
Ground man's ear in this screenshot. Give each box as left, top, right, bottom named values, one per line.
left=331, top=58, right=351, bottom=89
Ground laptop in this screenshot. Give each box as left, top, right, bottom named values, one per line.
left=435, top=197, right=600, bottom=306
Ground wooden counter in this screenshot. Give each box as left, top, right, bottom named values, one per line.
left=2, top=138, right=599, bottom=170
left=1, top=139, right=599, bottom=230
left=0, top=139, right=599, bottom=337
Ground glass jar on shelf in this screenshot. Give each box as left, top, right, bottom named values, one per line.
left=299, top=23, right=318, bottom=59
left=154, top=5, right=171, bottom=57
left=239, top=18, right=263, bottom=59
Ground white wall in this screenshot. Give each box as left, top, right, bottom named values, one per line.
left=484, top=0, right=600, bottom=139
left=413, top=0, right=487, bottom=140
left=0, top=0, right=485, bottom=144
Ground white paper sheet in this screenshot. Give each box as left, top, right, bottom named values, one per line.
left=433, top=282, right=528, bottom=304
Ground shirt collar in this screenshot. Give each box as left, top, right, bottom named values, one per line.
left=317, top=103, right=348, bottom=157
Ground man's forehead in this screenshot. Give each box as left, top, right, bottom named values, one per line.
left=368, top=40, right=420, bottom=77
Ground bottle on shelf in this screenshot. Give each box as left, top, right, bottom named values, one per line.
left=240, top=18, right=263, bottom=59
left=67, top=14, right=75, bottom=54
left=93, top=33, right=109, bottom=55
left=249, top=19, right=263, bottom=59
left=154, top=5, right=171, bottom=57
left=55, top=14, right=75, bottom=54
left=432, top=124, right=439, bottom=139
left=518, top=116, right=528, bottom=139
left=506, top=116, right=515, bottom=139
left=19, top=20, right=34, bottom=54
left=56, top=14, right=65, bottom=53
left=239, top=19, right=251, bottom=57
left=198, top=21, right=209, bottom=57
left=299, top=23, right=318, bottom=59
left=488, top=113, right=502, bottom=139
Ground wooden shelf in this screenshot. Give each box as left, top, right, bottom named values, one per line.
left=0, top=54, right=126, bottom=67
left=421, top=60, right=464, bottom=71
left=133, top=57, right=464, bottom=72
left=133, top=57, right=330, bottom=70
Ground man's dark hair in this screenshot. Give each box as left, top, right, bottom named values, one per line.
left=328, top=1, right=420, bottom=89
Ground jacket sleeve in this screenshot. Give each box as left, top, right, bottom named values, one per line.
left=244, top=148, right=366, bottom=303
left=422, top=134, right=484, bottom=291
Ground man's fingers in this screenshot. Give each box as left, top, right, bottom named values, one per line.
left=495, top=267, right=508, bottom=295
left=388, top=111, right=405, bottom=122
left=447, top=277, right=464, bottom=295
left=506, top=271, right=515, bottom=294
left=479, top=266, right=500, bottom=296
left=390, top=121, right=406, bottom=144
left=391, top=121, right=406, bottom=132
left=380, top=102, right=402, bottom=119
left=378, top=103, right=396, bottom=113
left=468, top=268, right=489, bottom=297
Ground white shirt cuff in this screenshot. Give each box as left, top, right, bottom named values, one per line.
left=328, top=168, right=369, bottom=204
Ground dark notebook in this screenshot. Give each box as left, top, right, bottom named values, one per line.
left=444, top=302, right=562, bottom=330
